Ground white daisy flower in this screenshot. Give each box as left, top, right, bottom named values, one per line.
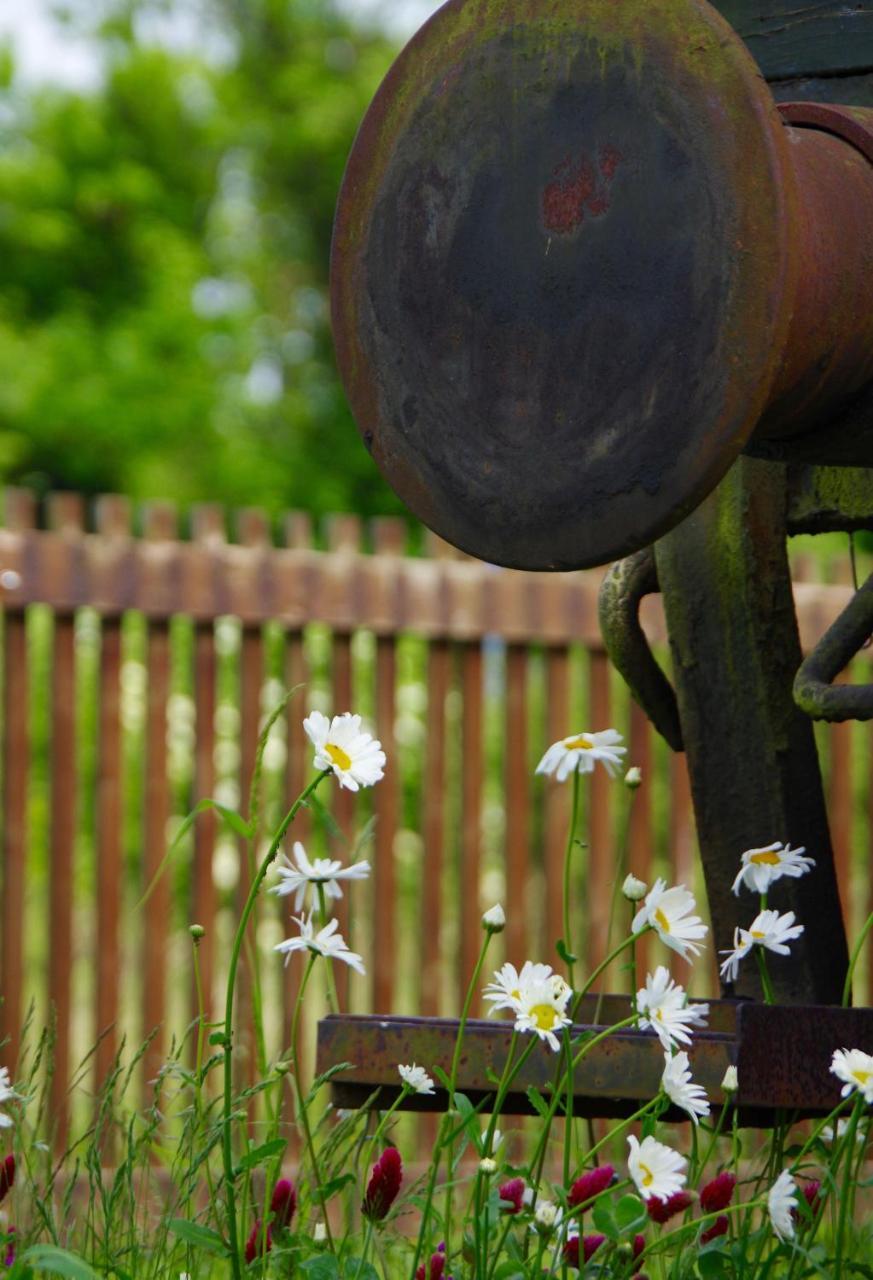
left=624, top=766, right=642, bottom=790
left=398, top=1063, right=435, bottom=1095
left=0, top=1067, right=17, bottom=1127
left=533, top=1200, right=560, bottom=1233
left=483, top=961, right=555, bottom=1014
left=271, top=840, right=371, bottom=911
left=632, top=879, right=708, bottom=961
left=479, top=1157, right=497, bottom=1175
left=822, top=1117, right=865, bottom=1144
left=719, top=909, right=804, bottom=983
left=303, top=711, right=386, bottom=791
left=535, top=728, right=626, bottom=782
left=636, top=967, right=709, bottom=1052
left=661, top=1050, right=710, bottom=1125
left=731, top=841, right=815, bottom=896
left=768, top=1169, right=798, bottom=1241
left=830, top=1048, right=873, bottom=1105
left=627, top=1134, right=687, bottom=1204
left=513, top=975, right=573, bottom=1052
left=274, top=912, right=366, bottom=974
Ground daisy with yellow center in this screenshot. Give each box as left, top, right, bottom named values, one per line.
left=627, top=1134, right=687, bottom=1204
left=635, top=967, right=709, bottom=1053
left=831, top=1048, right=873, bottom=1105
left=719, top=909, right=803, bottom=984
left=661, top=1050, right=710, bottom=1125
left=632, top=879, right=708, bottom=962
left=731, top=840, right=815, bottom=897
left=302, top=711, right=386, bottom=792
left=483, top=961, right=555, bottom=1014
left=535, top=728, right=626, bottom=783
left=512, top=975, right=573, bottom=1052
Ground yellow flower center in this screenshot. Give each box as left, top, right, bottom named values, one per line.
left=750, top=930, right=765, bottom=940
left=750, top=850, right=781, bottom=865
left=530, top=1003, right=559, bottom=1032
left=639, top=1161, right=655, bottom=1188
left=655, top=1009, right=664, bottom=1021
left=565, top=735, right=594, bottom=751
left=325, top=742, right=352, bottom=772
left=654, top=908, right=671, bottom=934
left=853, top=1069, right=871, bottom=1084
left=511, top=988, right=521, bottom=1001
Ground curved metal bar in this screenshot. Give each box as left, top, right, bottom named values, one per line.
left=794, top=571, right=873, bottom=721
left=598, top=547, right=683, bottom=751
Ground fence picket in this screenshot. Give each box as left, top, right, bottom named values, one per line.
left=0, top=489, right=35, bottom=1067
left=46, top=492, right=84, bottom=1148
left=141, top=502, right=176, bottom=1098
left=93, top=496, right=130, bottom=1091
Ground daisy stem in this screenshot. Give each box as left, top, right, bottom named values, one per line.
left=562, top=769, right=582, bottom=991
left=593, top=785, right=639, bottom=1027
left=352, top=1218, right=374, bottom=1280
left=754, top=948, right=776, bottom=1005
left=316, top=883, right=340, bottom=1015
left=695, top=1098, right=732, bottom=1184
left=834, top=1094, right=864, bottom=1276
left=841, top=906, right=873, bottom=1006
left=220, top=768, right=330, bottom=1279
left=574, top=933, right=645, bottom=1014
left=369, top=1084, right=412, bottom=1151
left=289, top=952, right=335, bottom=1254
left=562, top=1025, right=573, bottom=1214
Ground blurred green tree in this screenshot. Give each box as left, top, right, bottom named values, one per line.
left=0, top=0, right=406, bottom=522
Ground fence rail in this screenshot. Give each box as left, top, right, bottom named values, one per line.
left=0, top=487, right=869, bottom=1148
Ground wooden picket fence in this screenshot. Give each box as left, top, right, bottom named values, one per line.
left=0, top=487, right=870, bottom=1147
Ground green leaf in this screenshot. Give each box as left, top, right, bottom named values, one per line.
left=166, top=1219, right=228, bottom=1256
left=238, top=1138, right=287, bottom=1172
left=317, top=1172, right=356, bottom=1200
left=491, top=1264, right=526, bottom=1280
left=307, top=792, right=342, bottom=840
left=525, top=1085, right=550, bottom=1119
left=136, top=799, right=251, bottom=909
left=696, top=1246, right=731, bottom=1279
left=592, top=1201, right=619, bottom=1242
left=299, top=1257, right=340, bottom=1280
left=20, top=1248, right=103, bottom=1279
left=614, top=1193, right=648, bottom=1234
left=208, top=1031, right=229, bottom=1047
left=431, top=1064, right=452, bottom=1093
left=340, top=1260, right=378, bottom=1280
left=556, top=939, right=578, bottom=965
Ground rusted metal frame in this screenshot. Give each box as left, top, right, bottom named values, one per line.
left=598, top=548, right=683, bottom=751
left=654, top=457, right=849, bottom=1005
left=794, top=572, right=873, bottom=721
left=317, top=1000, right=873, bottom=1123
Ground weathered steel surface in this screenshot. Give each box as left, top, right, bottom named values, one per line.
left=598, top=549, right=683, bottom=751
left=736, top=1003, right=873, bottom=1112
left=332, top=0, right=797, bottom=570
left=713, top=1, right=873, bottom=81
left=318, top=1001, right=873, bottom=1122
left=794, top=574, right=873, bottom=722
left=786, top=465, right=873, bottom=534
left=654, top=459, right=849, bottom=1005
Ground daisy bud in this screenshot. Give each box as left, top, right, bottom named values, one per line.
left=568, top=1164, right=616, bottom=1208
left=0, top=1156, right=14, bottom=1204
left=534, top=1200, right=558, bottom=1233
left=479, top=1157, right=497, bottom=1175
left=624, top=766, right=642, bottom=790
left=721, top=1065, right=739, bottom=1094
left=646, top=1190, right=695, bottom=1224
left=313, top=1222, right=327, bottom=1245
left=189, top=924, right=205, bottom=942
left=482, top=904, right=506, bottom=933
left=498, top=1177, right=525, bottom=1214
left=699, top=1172, right=735, bottom=1214
left=274, top=1061, right=291, bottom=1076
left=244, top=1219, right=271, bottom=1263
left=699, top=1215, right=729, bottom=1244
left=622, top=874, right=648, bottom=902
left=270, top=1178, right=296, bottom=1230
left=362, top=1146, right=403, bottom=1222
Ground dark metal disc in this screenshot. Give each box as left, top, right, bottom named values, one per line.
left=332, top=0, right=796, bottom=569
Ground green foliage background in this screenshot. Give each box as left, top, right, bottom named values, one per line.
left=0, top=0, right=404, bottom=519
